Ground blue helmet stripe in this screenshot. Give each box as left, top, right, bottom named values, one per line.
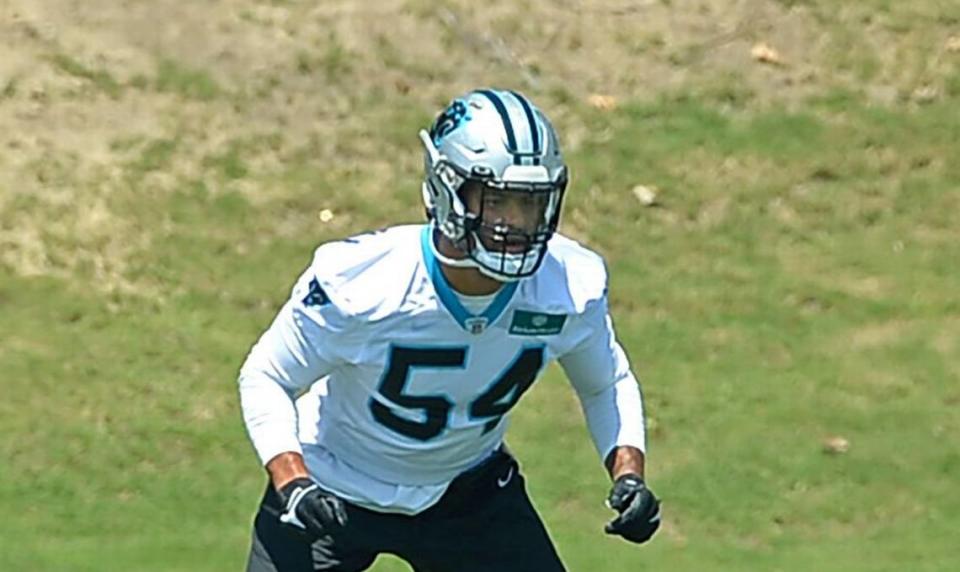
left=508, top=90, right=541, bottom=165
left=476, top=89, right=522, bottom=165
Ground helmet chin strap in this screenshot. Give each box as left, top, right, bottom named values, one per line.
left=429, top=238, right=476, bottom=269
left=428, top=223, right=479, bottom=267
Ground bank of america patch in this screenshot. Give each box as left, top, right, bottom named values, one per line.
left=302, top=277, right=329, bottom=307
left=509, top=310, right=567, bottom=336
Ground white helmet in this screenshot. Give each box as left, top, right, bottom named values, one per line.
left=420, top=89, right=568, bottom=282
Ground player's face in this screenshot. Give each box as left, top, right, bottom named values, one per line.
left=460, top=182, right=549, bottom=254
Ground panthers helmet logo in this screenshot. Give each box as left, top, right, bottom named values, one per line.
left=429, top=99, right=470, bottom=143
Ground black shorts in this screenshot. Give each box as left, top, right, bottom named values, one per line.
left=245, top=450, right=565, bottom=572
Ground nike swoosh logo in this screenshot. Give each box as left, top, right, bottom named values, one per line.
left=497, top=466, right=515, bottom=488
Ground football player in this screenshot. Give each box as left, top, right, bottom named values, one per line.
left=239, top=88, right=660, bottom=571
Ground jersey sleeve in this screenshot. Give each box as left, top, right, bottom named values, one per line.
left=237, top=267, right=353, bottom=466
left=558, top=296, right=647, bottom=462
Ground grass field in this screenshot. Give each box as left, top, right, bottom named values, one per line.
left=2, top=1, right=959, bottom=570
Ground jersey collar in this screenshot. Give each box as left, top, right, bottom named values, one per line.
left=420, top=226, right=518, bottom=335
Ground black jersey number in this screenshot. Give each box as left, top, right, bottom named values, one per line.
left=469, top=347, right=544, bottom=433
left=370, top=346, right=544, bottom=441
left=370, top=347, right=466, bottom=441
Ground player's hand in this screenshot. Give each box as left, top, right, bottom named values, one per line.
left=604, top=473, right=661, bottom=544
left=277, top=478, right=348, bottom=539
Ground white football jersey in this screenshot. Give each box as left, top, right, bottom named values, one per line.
left=239, top=224, right=645, bottom=514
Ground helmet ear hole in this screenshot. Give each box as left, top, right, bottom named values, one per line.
left=471, top=165, right=494, bottom=178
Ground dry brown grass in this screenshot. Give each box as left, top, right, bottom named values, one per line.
left=1, top=0, right=956, bottom=292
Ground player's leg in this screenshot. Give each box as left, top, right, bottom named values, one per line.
left=402, top=452, right=566, bottom=572
left=245, top=484, right=378, bottom=572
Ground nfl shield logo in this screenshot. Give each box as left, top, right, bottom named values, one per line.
left=464, top=317, right=488, bottom=335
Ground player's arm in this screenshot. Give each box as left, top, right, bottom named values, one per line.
left=238, top=291, right=351, bottom=537
left=238, top=267, right=352, bottom=482
left=238, top=297, right=334, bottom=483
left=558, top=303, right=647, bottom=473
left=266, top=451, right=310, bottom=490
left=605, top=444, right=645, bottom=481
left=558, top=301, right=660, bottom=544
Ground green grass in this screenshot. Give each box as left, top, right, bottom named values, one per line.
left=154, top=59, right=222, bottom=101
left=48, top=53, right=123, bottom=98
left=1, top=77, right=18, bottom=99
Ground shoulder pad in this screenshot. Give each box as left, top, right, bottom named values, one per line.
left=298, top=225, right=422, bottom=319
left=524, top=233, right=608, bottom=315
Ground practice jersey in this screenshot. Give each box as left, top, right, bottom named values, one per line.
left=239, top=224, right=646, bottom=514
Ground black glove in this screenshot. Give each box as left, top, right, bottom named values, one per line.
left=604, top=473, right=661, bottom=544
left=277, top=478, right=348, bottom=539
